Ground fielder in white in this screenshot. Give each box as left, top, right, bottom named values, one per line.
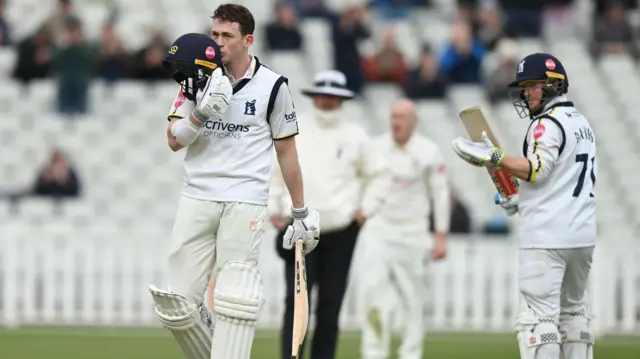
left=453, top=53, right=596, bottom=359
left=359, top=99, right=450, bottom=359
left=148, top=5, right=320, bottom=359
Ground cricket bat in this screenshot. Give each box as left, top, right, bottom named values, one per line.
left=458, top=106, right=519, bottom=197
left=291, top=240, right=309, bottom=359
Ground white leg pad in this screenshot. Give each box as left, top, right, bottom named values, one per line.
left=560, top=312, right=594, bottom=359
left=211, top=261, right=264, bottom=359
left=149, top=285, right=214, bottom=359
left=515, top=306, right=562, bottom=359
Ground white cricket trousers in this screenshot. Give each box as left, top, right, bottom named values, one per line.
left=165, top=195, right=267, bottom=306
left=358, top=218, right=430, bottom=359
left=519, top=247, right=594, bottom=320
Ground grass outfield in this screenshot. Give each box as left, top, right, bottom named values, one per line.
left=0, top=328, right=639, bottom=359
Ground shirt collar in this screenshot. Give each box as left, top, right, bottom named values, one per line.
left=226, top=55, right=257, bottom=85
left=542, top=94, right=569, bottom=114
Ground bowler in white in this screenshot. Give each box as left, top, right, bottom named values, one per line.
left=359, top=99, right=450, bottom=359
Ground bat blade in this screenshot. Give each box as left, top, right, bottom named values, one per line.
left=291, top=240, right=309, bottom=359
left=458, top=106, right=519, bottom=197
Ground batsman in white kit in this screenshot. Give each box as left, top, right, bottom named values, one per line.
left=147, top=5, right=320, bottom=359
left=359, top=99, right=450, bottom=359
left=453, top=53, right=596, bottom=359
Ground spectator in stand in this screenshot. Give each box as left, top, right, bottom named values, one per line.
left=361, top=27, right=407, bottom=86
left=46, top=0, right=76, bottom=40
left=33, top=149, right=81, bottom=199
left=265, top=2, right=303, bottom=51
left=291, top=0, right=330, bottom=18
left=477, top=3, right=504, bottom=51
left=96, top=22, right=130, bottom=83
left=404, top=45, right=448, bottom=99
left=590, top=1, right=638, bottom=60
left=439, top=19, right=485, bottom=84
left=0, top=0, right=11, bottom=46
left=331, top=5, right=371, bottom=95
left=52, top=16, right=94, bottom=116
left=12, top=25, right=53, bottom=84
left=484, top=38, right=519, bottom=104
left=498, top=0, right=542, bottom=37
left=594, top=0, right=637, bottom=20
left=369, top=0, right=411, bottom=20
left=132, top=33, right=170, bottom=81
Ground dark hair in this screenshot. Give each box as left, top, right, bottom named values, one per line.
left=211, top=4, right=255, bottom=35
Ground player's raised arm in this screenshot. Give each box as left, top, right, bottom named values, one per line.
left=161, top=33, right=230, bottom=152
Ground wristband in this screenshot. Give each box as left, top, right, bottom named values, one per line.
left=171, top=117, right=200, bottom=146
left=291, top=206, right=309, bottom=219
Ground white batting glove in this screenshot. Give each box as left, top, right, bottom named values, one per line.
left=494, top=192, right=518, bottom=216
left=282, top=207, right=320, bottom=254
left=452, top=131, right=505, bottom=169
left=191, top=67, right=232, bottom=124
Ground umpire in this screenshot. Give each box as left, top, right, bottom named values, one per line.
left=269, top=70, right=386, bottom=359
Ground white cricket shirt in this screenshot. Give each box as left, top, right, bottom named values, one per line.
left=167, top=56, right=299, bottom=205
left=268, top=111, right=385, bottom=232
left=366, top=133, right=451, bottom=233
left=518, top=96, right=597, bottom=249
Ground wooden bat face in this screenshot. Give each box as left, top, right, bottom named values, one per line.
left=459, top=106, right=519, bottom=197
left=291, top=241, right=308, bottom=359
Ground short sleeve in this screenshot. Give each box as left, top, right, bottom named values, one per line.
left=167, top=87, right=196, bottom=121
left=269, top=81, right=299, bottom=140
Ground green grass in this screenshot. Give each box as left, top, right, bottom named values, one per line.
left=0, top=328, right=638, bottom=359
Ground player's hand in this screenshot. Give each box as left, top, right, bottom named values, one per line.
left=282, top=207, right=320, bottom=254
left=494, top=192, right=518, bottom=216
left=431, top=232, right=447, bottom=260
left=452, top=131, right=504, bottom=169
left=354, top=209, right=367, bottom=227
left=191, top=68, right=232, bottom=123
left=270, top=214, right=288, bottom=231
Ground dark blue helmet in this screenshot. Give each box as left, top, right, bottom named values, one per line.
left=162, top=33, right=223, bottom=101
left=508, top=53, right=569, bottom=119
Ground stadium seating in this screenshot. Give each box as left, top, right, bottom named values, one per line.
left=0, top=0, right=637, bottom=239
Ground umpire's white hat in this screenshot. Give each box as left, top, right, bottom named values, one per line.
left=301, top=70, right=355, bottom=100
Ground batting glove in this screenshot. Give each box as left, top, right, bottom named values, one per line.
left=494, top=192, right=519, bottom=217
left=191, top=68, right=232, bottom=124
left=452, top=131, right=505, bottom=169
left=282, top=207, right=320, bottom=254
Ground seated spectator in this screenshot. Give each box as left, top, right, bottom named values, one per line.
left=132, top=33, right=170, bottom=81
left=590, top=1, right=638, bottom=60
left=33, top=149, right=81, bottom=198
left=331, top=5, right=371, bottom=94
left=484, top=38, right=519, bottom=104
left=361, top=27, right=407, bottom=85
left=12, top=25, right=53, bottom=83
left=439, top=20, right=485, bottom=84
left=404, top=45, right=448, bottom=99
left=0, top=0, right=11, bottom=46
left=265, top=2, right=303, bottom=51
left=53, top=16, right=94, bottom=116
left=291, top=0, right=330, bottom=18
left=369, top=0, right=411, bottom=20
left=498, top=0, right=542, bottom=38
left=46, top=0, right=76, bottom=40
left=477, top=4, right=504, bottom=51
left=97, top=22, right=130, bottom=83
left=594, top=0, right=637, bottom=21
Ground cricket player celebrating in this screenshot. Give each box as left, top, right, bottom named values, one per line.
left=452, top=53, right=596, bottom=359
left=148, top=5, right=320, bottom=359
left=359, top=99, right=450, bottom=359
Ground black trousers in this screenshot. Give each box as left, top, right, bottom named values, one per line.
left=276, top=221, right=360, bottom=359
